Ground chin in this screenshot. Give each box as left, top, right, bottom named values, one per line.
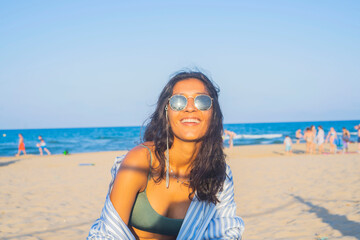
left=174, top=132, right=207, bottom=142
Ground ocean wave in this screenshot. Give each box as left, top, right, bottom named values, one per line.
left=224, top=134, right=283, bottom=140
left=336, top=132, right=358, bottom=136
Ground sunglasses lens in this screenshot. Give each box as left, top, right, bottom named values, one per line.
left=195, top=95, right=212, bottom=111
left=169, top=95, right=187, bottom=111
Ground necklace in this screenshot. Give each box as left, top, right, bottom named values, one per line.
left=169, top=167, right=190, bottom=185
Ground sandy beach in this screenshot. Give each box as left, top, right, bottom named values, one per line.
left=1, top=143, right=359, bottom=240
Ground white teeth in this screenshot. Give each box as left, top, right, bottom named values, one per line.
left=181, top=118, right=200, bottom=123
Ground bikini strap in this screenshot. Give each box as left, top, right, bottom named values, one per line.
left=139, top=144, right=153, bottom=189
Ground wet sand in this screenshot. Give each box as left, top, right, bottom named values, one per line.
left=1, top=143, right=359, bottom=240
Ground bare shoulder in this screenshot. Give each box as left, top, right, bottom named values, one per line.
left=121, top=142, right=154, bottom=169
left=115, top=141, right=157, bottom=187
left=109, top=142, right=155, bottom=224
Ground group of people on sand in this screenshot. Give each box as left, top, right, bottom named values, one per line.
left=15, top=134, right=51, bottom=156
left=292, top=124, right=360, bottom=154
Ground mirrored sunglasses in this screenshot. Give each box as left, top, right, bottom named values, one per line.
left=169, top=94, right=213, bottom=111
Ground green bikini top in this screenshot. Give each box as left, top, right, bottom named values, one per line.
left=128, top=145, right=184, bottom=236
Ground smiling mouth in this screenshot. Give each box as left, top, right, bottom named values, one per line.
left=181, top=118, right=201, bottom=124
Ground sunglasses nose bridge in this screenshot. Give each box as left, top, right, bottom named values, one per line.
left=184, top=97, right=196, bottom=111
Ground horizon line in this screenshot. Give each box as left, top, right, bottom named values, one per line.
left=1, top=119, right=359, bottom=131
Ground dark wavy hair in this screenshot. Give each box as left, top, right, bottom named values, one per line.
left=143, top=71, right=226, bottom=204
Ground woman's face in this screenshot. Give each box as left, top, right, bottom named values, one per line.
left=168, top=78, right=212, bottom=142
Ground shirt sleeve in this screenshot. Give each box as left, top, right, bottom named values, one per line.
left=202, top=165, right=245, bottom=240
left=87, top=155, right=135, bottom=240
left=87, top=195, right=135, bottom=240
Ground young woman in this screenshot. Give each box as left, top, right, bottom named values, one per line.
left=355, top=124, right=360, bottom=152
left=295, top=129, right=303, bottom=144
left=303, top=127, right=314, bottom=154
left=325, top=127, right=337, bottom=154
left=36, top=136, right=51, bottom=155
left=310, top=125, right=317, bottom=153
left=16, top=133, right=26, bottom=156
left=316, top=126, right=325, bottom=154
left=88, top=71, right=244, bottom=239
left=342, top=127, right=351, bottom=153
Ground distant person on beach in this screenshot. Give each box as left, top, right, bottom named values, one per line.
left=303, top=127, right=314, bottom=154
left=316, top=126, right=325, bottom=154
left=311, top=125, right=317, bottom=136
left=325, top=127, right=337, bottom=154
left=311, top=125, right=317, bottom=153
left=36, top=136, right=51, bottom=155
left=342, top=127, right=351, bottom=153
left=355, top=124, right=360, bottom=153
left=224, top=129, right=236, bottom=149
left=88, top=71, right=244, bottom=239
left=283, top=135, right=292, bottom=155
left=295, top=129, right=303, bottom=144
left=15, top=134, right=26, bottom=156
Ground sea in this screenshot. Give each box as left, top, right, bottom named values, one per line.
left=1, top=120, right=359, bottom=157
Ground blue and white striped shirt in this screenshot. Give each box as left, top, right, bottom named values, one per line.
left=87, top=156, right=244, bottom=239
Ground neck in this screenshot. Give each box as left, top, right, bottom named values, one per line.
left=169, top=137, right=201, bottom=175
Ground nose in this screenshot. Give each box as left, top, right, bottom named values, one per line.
left=185, top=97, right=196, bottom=112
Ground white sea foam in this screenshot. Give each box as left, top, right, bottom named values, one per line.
left=224, top=134, right=283, bottom=140
left=336, top=132, right=358, bottom=135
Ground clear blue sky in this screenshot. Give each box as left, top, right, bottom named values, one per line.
left=1, top=0, right=359, bottom=129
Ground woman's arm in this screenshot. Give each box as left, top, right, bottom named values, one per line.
left=87, top=145, right=152, bottom=239
left=110, top=146, right=150, bottom=224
